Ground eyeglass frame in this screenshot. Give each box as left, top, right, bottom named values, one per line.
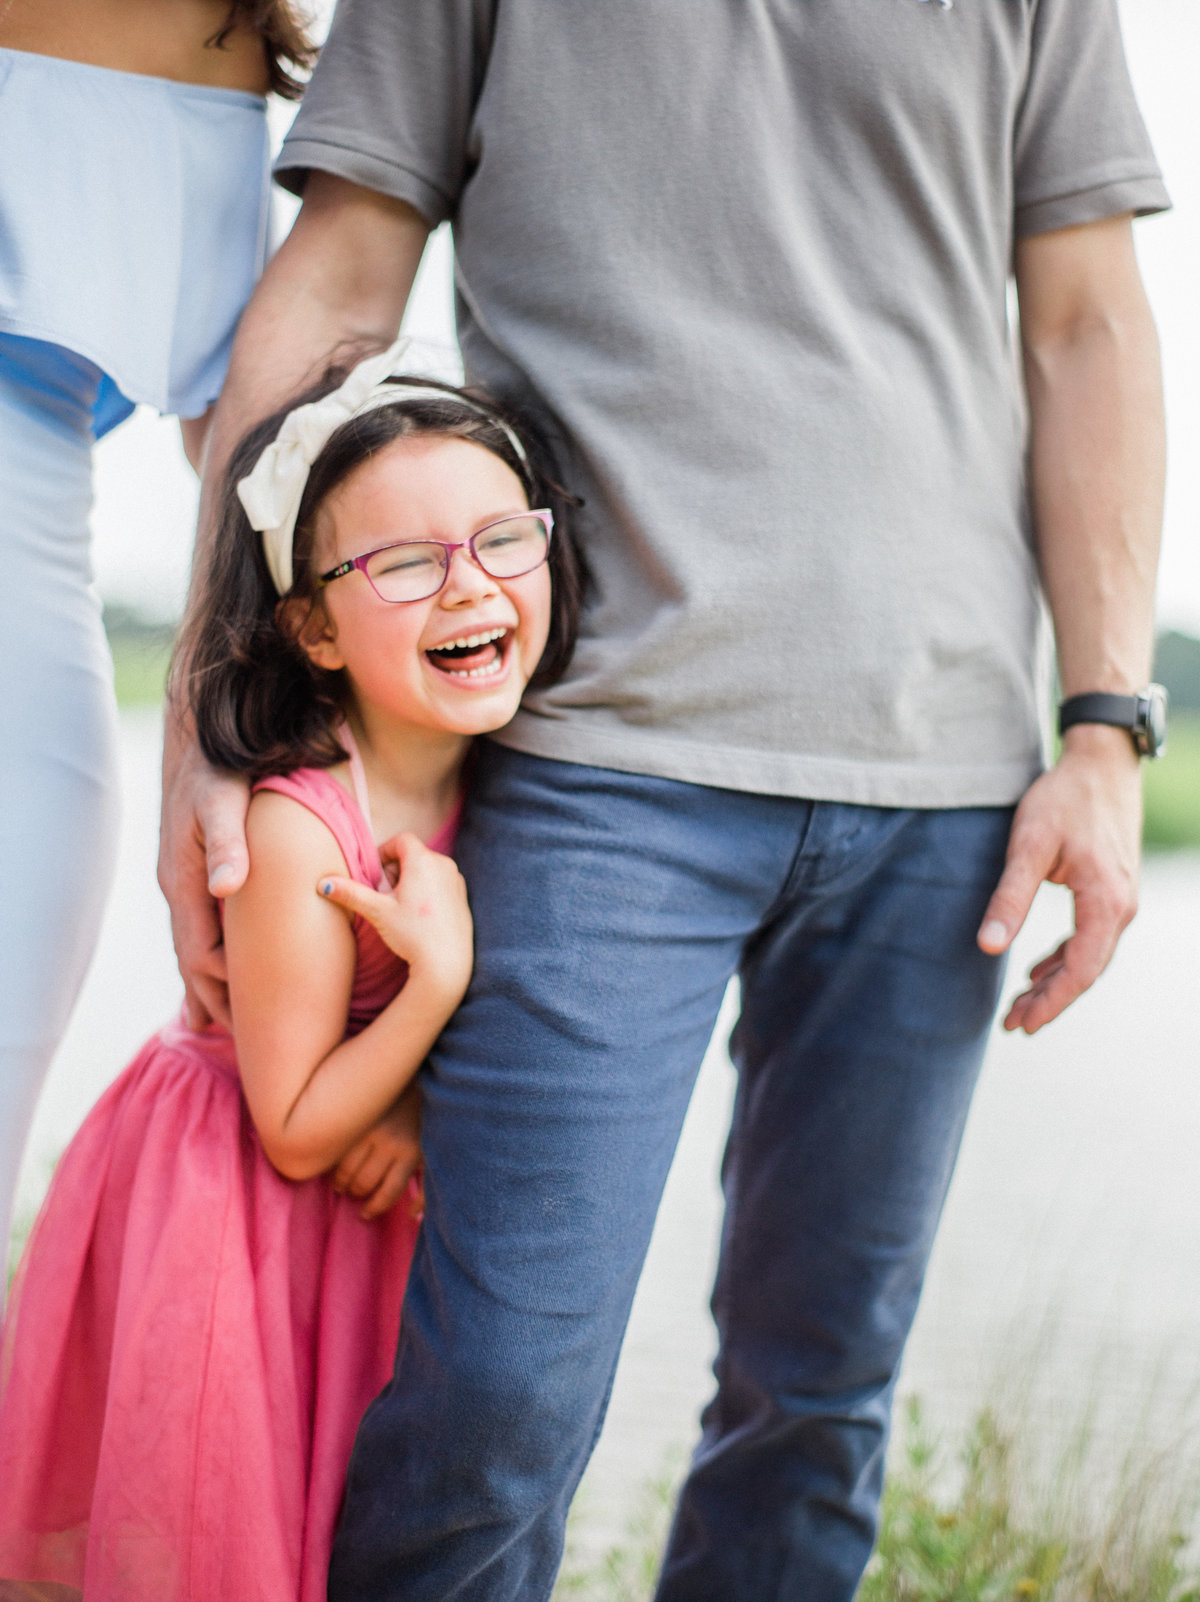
left=316, top=509, right=555, bottom=603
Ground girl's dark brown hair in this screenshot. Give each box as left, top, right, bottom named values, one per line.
left=178, top=365, right=585, bottom=781
left=209, top=2, right=318, bottom=100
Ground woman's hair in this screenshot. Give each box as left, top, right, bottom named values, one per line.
left=177, top=364, right=586, bottom=781
left=209, top=3, right=318, bottom=100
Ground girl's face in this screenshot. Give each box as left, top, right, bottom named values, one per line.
left=299, top=434, right=552, bottom=740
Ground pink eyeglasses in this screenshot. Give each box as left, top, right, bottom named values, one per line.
left=318, top=510, right=554, bottom=604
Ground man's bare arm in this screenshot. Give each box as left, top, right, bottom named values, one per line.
left=978, top=214, right=1164, bottom=1033
left=161, top=173, right=430, bottom=1026
left=191, top=172, right=432, bottom=583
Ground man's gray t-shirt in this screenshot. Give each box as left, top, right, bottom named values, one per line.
left=278, top=0, right=1167, bottom=807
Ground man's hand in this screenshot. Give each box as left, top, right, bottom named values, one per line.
left=333, top=1082, right=424, bottom=1220
left=993, top=214, right=1162, bottom=1036
left=158, top=708, right=251, bottom=1029
left=978, top=726, right=1141, bottom=1035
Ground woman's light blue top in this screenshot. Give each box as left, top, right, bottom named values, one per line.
left=0, top=48, right=270, bottom=434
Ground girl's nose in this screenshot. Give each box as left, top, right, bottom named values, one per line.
left=441, top=543, right=499, bottom=605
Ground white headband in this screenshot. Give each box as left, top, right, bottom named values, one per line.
left=236, top=336, right=528, bottom=594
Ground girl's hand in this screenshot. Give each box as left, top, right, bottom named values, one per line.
left=333, top=1083, right=424, bottom=1220
left=318, top=833, right=473, bottom=1005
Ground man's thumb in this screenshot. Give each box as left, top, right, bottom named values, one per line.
left=977, top=852, right=1043, bottom=954
left=207, top=832, right=250, bottom=897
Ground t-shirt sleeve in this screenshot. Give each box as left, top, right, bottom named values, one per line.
left=274, top=0, right=494, bottom=227
left=1013, top=0, right=1170, bottom=238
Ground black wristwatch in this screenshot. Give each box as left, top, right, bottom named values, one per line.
left=1058, top=685, right=1169, bottom=758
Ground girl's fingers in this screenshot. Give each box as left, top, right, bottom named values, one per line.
left=345, top=1143, right=392, bottom=1200
left=319, top=836, right=432, bottom=918
left=319, top=838, right=471, bottom=982
left=358, top=1158, right=411, bottom=1219
left=317, top=874, right=388, bottom=920
left=332, top=1136, right=374, bottom=1195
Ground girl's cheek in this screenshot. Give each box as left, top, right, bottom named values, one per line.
left=523, top=575, right=554, bottom=662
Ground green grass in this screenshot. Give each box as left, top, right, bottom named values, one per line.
left=106, top=611, right=175, bottom=707
left=551, top=1380, right=1200, bottom=1602
left=110, top=633, right=173, bottom=706
left=859, top=1396, right=1200, bottom=1602
left=552, top=1462, right=679, bottom=1602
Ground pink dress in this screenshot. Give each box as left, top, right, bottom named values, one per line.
left=0, top=753, right=456, bottom=1602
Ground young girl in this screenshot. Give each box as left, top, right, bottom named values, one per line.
left=0, top=341, right=581, bottom=1602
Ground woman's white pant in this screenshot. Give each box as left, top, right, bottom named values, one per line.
left=0, top=334, right=121, bottom=1271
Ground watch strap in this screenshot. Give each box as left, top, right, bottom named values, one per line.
left=1058, top=692, right=1141, bottom=736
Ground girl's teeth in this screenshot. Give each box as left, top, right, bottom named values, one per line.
left=445, top=657, right=505, bottom=679
left=437, top=627, right=506, bottom=652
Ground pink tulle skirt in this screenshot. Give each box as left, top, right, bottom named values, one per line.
left=0, top=1015, right=418, bottom=1602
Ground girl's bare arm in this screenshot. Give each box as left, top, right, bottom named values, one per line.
left=224, top=790, right=471, bottom=1182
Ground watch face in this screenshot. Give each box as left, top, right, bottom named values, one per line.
left=1140, top=685, right=1169, bottom=758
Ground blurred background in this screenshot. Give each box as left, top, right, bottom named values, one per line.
left=15, top=0, right=1200, bottom=1592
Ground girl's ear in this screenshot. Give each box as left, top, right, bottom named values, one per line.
left=277, top=595, right=346, bottom=673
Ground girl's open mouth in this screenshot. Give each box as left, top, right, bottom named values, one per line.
left=425, top=626, right=512, bottom=680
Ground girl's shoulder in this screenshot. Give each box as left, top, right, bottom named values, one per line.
left=251, top=766, right=380, bottom=890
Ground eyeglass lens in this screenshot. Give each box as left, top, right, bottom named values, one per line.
left=363, top=515, right=549, bottom=603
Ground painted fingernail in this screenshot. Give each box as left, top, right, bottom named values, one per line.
left=320, top=880, right=334, bottom=897
left=980, top=920, right=1008, bottom=947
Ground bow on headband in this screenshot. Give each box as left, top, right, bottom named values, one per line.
left=236, top=338, right=527, bottom=595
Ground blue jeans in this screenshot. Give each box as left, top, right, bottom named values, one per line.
left=329, top=744, right=1012, bottom=1602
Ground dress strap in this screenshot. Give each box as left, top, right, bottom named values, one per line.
left=338, top=721, right=376, bottom=842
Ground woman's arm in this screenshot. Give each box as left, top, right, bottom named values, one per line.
left=224, top=789, right=472, bottom=1182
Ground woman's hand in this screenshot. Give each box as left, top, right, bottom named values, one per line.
left=318, top=833, right=474, bottom=1007
left=333, top=1083, right=424, bottom=1220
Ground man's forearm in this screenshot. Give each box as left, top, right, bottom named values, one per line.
left=159, top=175, right=431, bottom=1025
left=187, top=174, right=432, bottom=639
left=1017, top=215, right=1164, bottom=701
left=978, top=217, right=1162, bottom=1034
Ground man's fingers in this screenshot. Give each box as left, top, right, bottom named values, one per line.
left=183, top=979, right=214, bottom=1032
left=169, top=883, right=231, bottom=1028
left=1003, top=886, right=1127, bottom=1034
left=201, top=778, right=253, bottom=897
left=1004, top=959, right=1086, bottom=1035
left=1026, top=941, right=1068, bottom=984
left=158, top=730, right=249, bottom=1006
left=978, top=821, right=1059, bottom=955
left=187, top=970, right=233, bottom=1032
